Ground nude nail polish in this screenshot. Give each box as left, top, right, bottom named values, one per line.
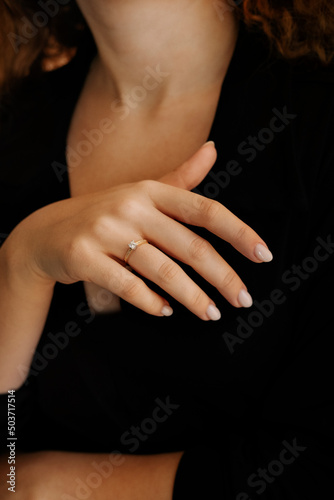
left=161, top=305, right=173, bottom=316
left=238, top=289, right=253, bottom=308
left=203, top=140, right=215, bottom=148
left=255, top=243, right=273, bottom=262
left=206, top=304, right=221, bottom=321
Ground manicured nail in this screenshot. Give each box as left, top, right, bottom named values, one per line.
left=161, top=305, right=173, bottom=316
left=255, top=243, right=273, bottom=262
left=206, top=304, right=221, bottom=321
left=203, top=140, right=215, bottom=148
left=238, top=289, right=253, bottom=308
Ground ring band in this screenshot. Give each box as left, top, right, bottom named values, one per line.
left=124, top=239, right=149, bottom=263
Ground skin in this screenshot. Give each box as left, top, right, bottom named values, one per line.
left=68, top=0, right=243, bottom=313
left=0, top=1, right=273, bottom=497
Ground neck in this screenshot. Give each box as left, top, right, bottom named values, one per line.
left=77, top=0, right=239, bottom=106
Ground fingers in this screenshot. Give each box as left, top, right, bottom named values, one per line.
left=141, top=211, right=252, bottom=309
left=158, top=141, right=217, bottom=190
left=125, top=242, right=221, bottom=321
left=147, top=182, right=273, bottom=264
left=85, top=253, right=173, bottom=317
left=85, top=244, right=222, bottom=321
left=81, top=143, right=273, bottom=320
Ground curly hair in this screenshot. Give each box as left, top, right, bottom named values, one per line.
left=0, top=0, right=85, bottom=92
left=1, top=0, right=334, bottom=92
left=242, top=0, right=334, bottom=65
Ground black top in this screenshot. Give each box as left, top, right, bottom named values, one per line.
left=1, top=22, right=334, bottom=499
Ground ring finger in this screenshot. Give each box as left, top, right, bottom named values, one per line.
left=125, top=240, right=222, bottom=321
left=136, top=211, right=253, bottom=309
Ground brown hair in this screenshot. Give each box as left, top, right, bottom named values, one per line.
left=241, top=0, right=334, bottom=65
left=1, top=0, right=334, bottom=92
left=0, top=0, right=86, bottom=93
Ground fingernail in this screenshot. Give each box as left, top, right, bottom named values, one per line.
left=238, top=289, right=253, bottom=308
left=161, top=305, right=173, bottom=316
left=203, top=140, right=215, bottom=148
left=206, top=304, right=221, bottom=321
left=255, top=243, right=273, bottom=262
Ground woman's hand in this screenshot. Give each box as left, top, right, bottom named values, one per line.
left=5, top=142, right=272, bottom=321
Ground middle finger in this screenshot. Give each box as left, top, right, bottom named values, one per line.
left=143, top=209, right=253, bottom=309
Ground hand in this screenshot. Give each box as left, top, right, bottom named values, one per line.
left=5, top=142, right=272, bottom=321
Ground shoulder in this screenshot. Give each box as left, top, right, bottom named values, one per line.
left=0, top=58, right=84, bottom=134
left=239, top=23, right=334, bottom=150
left=0, top=33, right=96, bottom=142
left=220, top=24, right=334, bottom=214
left=0, top=64, right=71, bottom=186
left=0, top=38, right=95, bottom=185
left=238, top=21, right=334, bottom=96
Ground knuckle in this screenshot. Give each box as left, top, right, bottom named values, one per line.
left=219, top=269, right=238, bottom=290
left=234, top=224, right=250, bottom=244
left=195, top=197, right=221, bottom=222
left=116, top=197, right=142, bottom=219
left=121, top=278, right=142, bottom=299
left=90, top=215, right=112, bottom=237
left=64, top=236, right=92, bottom=280
left=66, top=236, right=90, bottom=265
left=157, top=260, right=180, bottom=284
left=188, top=289, right=205, bottom=309
left=136, top=179, right=157, bottom=193
left=188, top=236, right=212, bottom=261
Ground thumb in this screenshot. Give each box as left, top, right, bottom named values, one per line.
left=158, top=141, right=217, bottom=190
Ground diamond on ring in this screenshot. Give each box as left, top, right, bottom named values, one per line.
left=124, top=239, right=149, bottom=263
left=128, top=240, right=137, bottom=250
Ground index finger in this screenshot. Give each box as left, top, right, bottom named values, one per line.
left=148, top=182, right=273, bottom=263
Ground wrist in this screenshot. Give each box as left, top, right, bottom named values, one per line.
left=0, top=236, right=56, bottom=293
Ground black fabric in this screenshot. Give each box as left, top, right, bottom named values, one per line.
left=172, top=446, right=225, bottom=499
left=1, top=22, right=334, bottom=498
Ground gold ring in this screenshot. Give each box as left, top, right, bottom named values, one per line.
left=124, top=239, right=149, bottom=263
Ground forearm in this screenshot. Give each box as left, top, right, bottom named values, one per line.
left=0, top=450, right=183, bottom=500
left=0, top=246, right=55, bottom=393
